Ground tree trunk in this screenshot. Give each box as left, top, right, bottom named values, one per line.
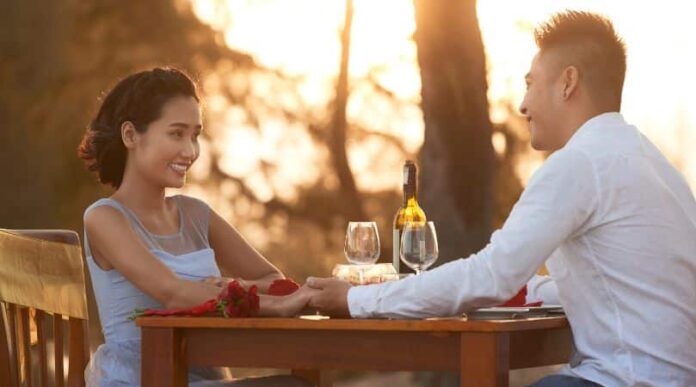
left=329, top=0, right=366, bottom=221
left=415, top=0, right=495, bottom=264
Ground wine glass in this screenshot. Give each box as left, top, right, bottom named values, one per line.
left=344, top=222, right=380, bottom=265
left=400, top=221, right=438, bottom=274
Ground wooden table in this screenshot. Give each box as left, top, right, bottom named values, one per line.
left=137, top=316, right=572, bottom=387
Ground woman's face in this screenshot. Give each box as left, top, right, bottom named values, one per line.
left=127, top=95, right=202, bottom=189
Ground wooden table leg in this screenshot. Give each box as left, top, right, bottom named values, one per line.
left=141, top=327, right=187, bottom=387
left=460, top=332, right=509, bottom=387
left=291, top=369, right=333, bottom=387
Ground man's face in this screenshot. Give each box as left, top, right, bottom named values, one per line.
left=518, top=51, right=566, bottom=151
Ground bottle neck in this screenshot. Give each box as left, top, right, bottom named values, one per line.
left=402, top=162, right=418, bottom=207
left=402, top=186, right=417, bottom=206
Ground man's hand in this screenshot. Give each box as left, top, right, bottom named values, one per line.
left=306, top=277, right=352, bottom=318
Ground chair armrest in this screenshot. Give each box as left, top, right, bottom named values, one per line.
left=1, top=229, right=80, bottom=246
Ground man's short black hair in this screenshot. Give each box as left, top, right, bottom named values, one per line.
left=535, top=10, right=627, bottom=106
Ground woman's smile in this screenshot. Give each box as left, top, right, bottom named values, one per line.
left=169, top=162, right=190, bottom=176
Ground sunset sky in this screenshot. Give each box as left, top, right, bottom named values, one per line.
left=191, top=0, right=696, bottom=195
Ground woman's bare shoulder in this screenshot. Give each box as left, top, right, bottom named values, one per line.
left=84, top=203, right=126, bottom=226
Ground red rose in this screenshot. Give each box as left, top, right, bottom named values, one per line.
left=217, top=285, right=229, bottom=301
left=224, top=301, right=240, bottom=317
left=228, top=281, right=247, bottom=299
left=132, top=279, right=260, bottom=320
left=248, top=285, right=260, bottom=311
left=268, top=279, right=300, bottom=296
left=220, top=281, right=260, bottom=318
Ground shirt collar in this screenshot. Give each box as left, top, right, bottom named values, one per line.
left=565, top=112, right=625, bottom=148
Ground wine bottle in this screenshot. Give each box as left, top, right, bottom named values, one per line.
left=393, top=160, right=426, bottom=273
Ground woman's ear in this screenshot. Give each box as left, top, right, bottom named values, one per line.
left=121, top=121, right=138, bottom=149
left=561, top=65, right=579, bottom=100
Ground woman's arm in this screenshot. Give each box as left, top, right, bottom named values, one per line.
left=208, top=209, right=285, bottom=293
left=85, top=206, right=220, bottom=309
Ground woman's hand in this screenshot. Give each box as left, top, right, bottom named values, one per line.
left=204, top=276, right=312, bottom=317
left=259, top=285, right=318, bottom=317
left=202, top=276, right=248, bottom=290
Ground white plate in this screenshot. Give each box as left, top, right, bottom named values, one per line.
left=475, top=305, right=564, bottom=313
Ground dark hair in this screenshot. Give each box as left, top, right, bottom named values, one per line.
left=78, top=67, right=200, bottom=188
left=535, top=10, right=626, bottom=105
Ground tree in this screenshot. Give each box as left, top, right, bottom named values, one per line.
left=0, top=0, right=254, bottom=232
left=415, top=0, right=496, bottom=265
left=412, top=0, right=529, bottom=385
left=329, top=0, right=367, bottom=221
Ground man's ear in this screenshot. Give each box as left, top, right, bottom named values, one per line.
left=561, top=65, right=580, bottom=100
left=121, top=121, right=138, bottom=149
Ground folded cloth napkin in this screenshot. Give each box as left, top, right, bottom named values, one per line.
left=499, top=285, right=543, bottom=307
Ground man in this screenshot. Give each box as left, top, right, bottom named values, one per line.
left=306, top=11, right=696, bottom=387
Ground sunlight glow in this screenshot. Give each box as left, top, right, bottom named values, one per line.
left=192, top=0, right=696, bottom=193
left=477, top=0, right=696, bottom=185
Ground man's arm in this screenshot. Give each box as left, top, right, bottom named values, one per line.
left=310, top=147, right=598, bottom=318
left=527, top=274, right=560, bottom=304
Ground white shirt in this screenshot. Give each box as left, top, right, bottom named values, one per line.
left=348, top=113, right=696, bottom=386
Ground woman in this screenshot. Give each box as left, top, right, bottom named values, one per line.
left=78, top=67, right=312, bottom=386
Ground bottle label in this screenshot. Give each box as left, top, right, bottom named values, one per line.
left=392, top=228, right=400, bottom=273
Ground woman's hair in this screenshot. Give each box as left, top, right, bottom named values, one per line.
left=78, top=67, right=200, bottom=188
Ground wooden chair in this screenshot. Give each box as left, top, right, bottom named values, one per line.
left=0, top=229, right=90, bottom=387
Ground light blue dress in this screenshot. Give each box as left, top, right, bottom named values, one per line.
left=83, top=195, right=307, bottom=387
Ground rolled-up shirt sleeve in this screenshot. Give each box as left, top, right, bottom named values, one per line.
left=348, top=148, right=598, bottom=318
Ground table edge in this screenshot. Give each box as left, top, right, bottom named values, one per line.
left=136, top=316, right=569, bottom=332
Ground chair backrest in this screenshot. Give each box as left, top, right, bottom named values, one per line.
left=0, top=229, right=89, bottom=387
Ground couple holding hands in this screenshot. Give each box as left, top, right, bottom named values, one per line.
left=78, top=10, right=695, bottom=387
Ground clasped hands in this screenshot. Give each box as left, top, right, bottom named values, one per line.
left=202, top=276, right=353, bottom=318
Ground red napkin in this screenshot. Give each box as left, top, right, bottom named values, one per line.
left=499, top=285, right=543, bottom=307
